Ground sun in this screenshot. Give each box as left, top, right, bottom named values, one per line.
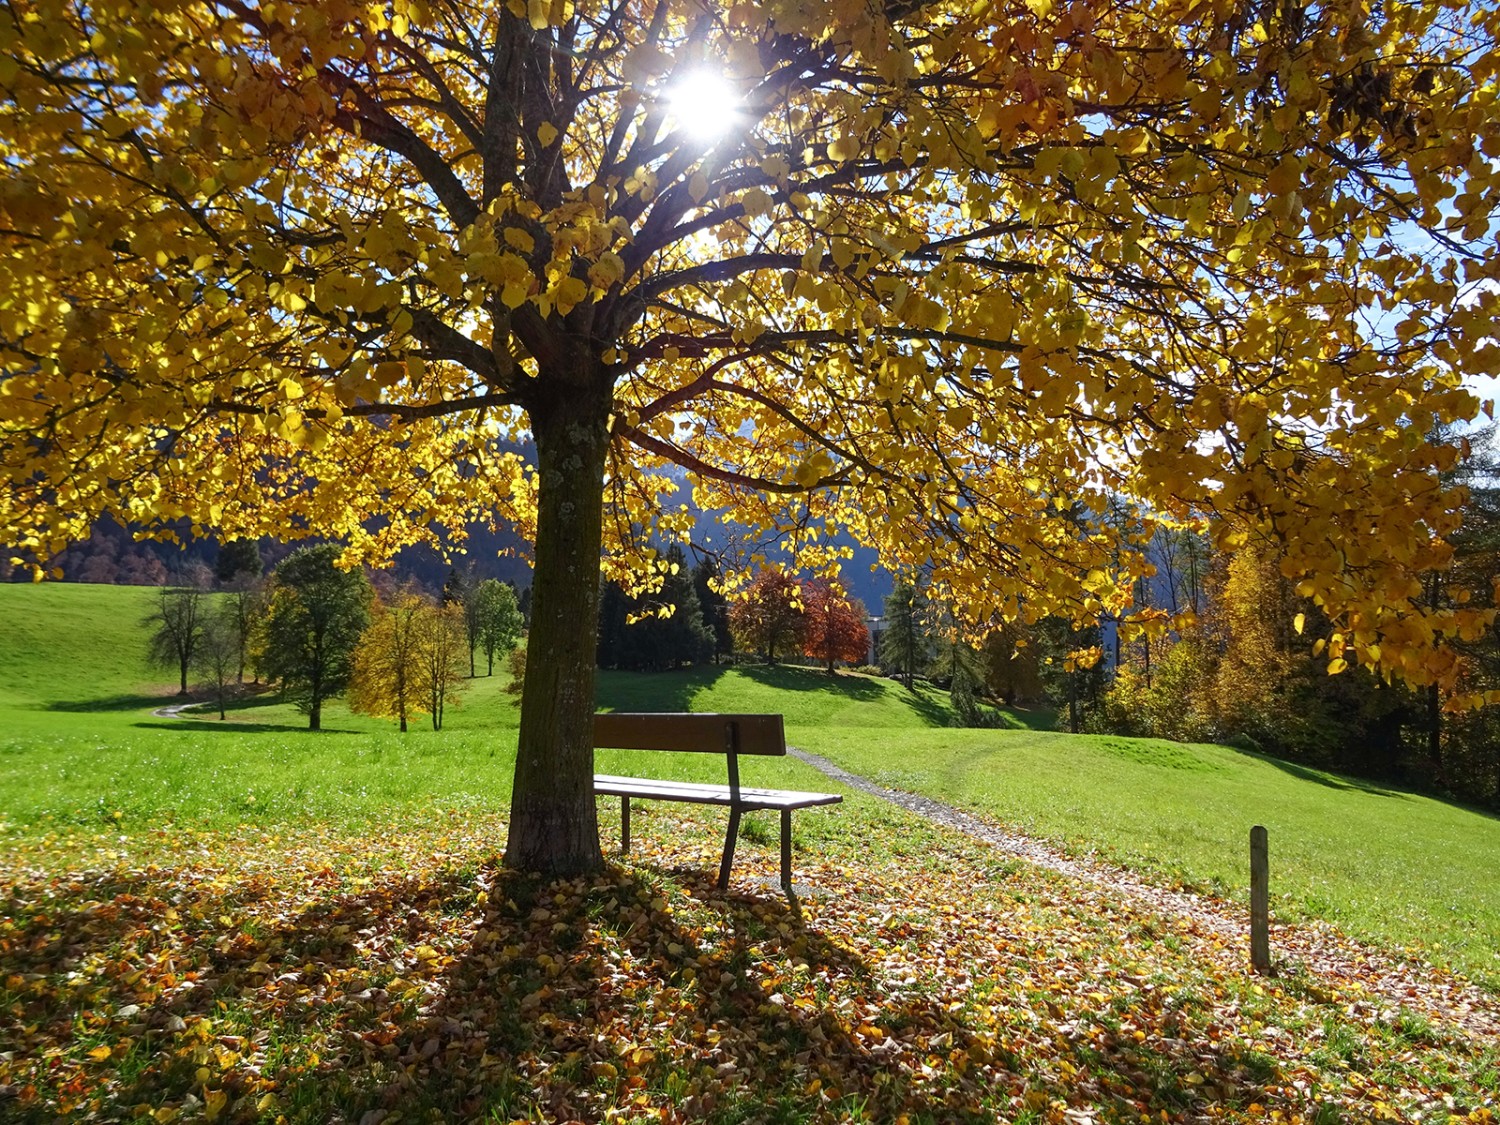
left=665, top=71, right=743, bottom=144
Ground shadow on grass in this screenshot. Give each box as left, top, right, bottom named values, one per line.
left=1232, top=748, right=1413, bottom=799
left=0, top=857, right=1285, bottom=1124
left=129, top=718, right=339, bottom=735
left=45, top=693, right=175, bottom=713
left=737, top=663, right=885, bottom=700
left=596, top=665, right=723, bottom=713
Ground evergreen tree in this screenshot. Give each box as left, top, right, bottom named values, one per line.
left=879, top=580, right=928, bottom=688
left=596, top=580, right=629, bottom=669
left=652, top=544, right=714, bottom=669
left=1034, top=616, right=1106, bottom=734
left=215, top=538, right=262, bottom=586
left=692, top=557, right=734, bottom=664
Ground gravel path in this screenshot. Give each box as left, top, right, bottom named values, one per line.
left=790, top=746, right=1500, bottom=1040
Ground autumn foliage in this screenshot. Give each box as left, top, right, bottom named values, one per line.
left=3, top=810, right=1496, bottom=1124
left=727, top=568, right=806, bottom=663
left=5, top=0, right=1500, bottom=871
left=801, top=581, right=869, bottom=671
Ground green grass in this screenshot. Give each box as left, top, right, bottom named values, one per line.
left=1, top=582, right=1498, bottom=990
left=796, top=725, right=1500, bottom=990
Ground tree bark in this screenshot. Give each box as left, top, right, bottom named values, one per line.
left=505, top=368, right=612, bottom=876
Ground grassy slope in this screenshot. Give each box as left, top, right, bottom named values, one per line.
left=1, top=583, right=1497, bottom=989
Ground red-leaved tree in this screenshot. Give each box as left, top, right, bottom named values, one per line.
left=802, top=582, right=870, bottom=673
left=728, top=569, right=806, bottom=665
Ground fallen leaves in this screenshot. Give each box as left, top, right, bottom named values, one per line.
left=0, top=807, right=1495, bottom=1123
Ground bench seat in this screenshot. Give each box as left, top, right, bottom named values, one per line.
left=593, top=774, right=843, bottom=810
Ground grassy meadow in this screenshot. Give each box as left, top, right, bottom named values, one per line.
left=1, top=582, right=1498, bottom=1123
left=1, top=582, right=1498, bottom=987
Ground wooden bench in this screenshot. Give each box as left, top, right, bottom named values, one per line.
left=592, top=712, right=842, bottom=891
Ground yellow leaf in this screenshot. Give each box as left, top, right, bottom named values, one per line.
left=1293, top=612, right=1305, bottom=634
left=537, top=122, right=558, bottom=147
left=89, top=1045, right=112, bottom=1061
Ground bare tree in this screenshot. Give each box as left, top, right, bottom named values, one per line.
left=144, top=584, right=206, bottom=696
left=194, top=607, right=240, bottom=720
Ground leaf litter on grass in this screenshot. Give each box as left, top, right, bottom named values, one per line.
left=1, top=807, right=1496, bottom=1124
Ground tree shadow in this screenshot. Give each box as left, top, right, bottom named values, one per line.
left=0, top=857, right=1320, bottom=1124
left=130, top=719, right=332, bottom=735
left=1230, top=748, right=1413, bottom=799
left=45, top=693, right=175, bottom=713
left=736, top=663, right=885, bottom=701
left=596, top=665, right=724, bottom=713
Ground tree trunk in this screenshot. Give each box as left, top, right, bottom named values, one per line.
left=309, top=701, right=321, bottom=731
left=505, top=372, right=612, bottom=877
left=179, top=656, right=189, bottom=695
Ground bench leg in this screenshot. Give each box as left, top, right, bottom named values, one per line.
left=717, top=807, right=742, bottom=890
left=621, top=796, right=631, bottom=854
left=780, top=808, right=792, bottom=890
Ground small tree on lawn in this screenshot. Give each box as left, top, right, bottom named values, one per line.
left=418, top=603, right=469, bottom=731
left=193, top=605, right=241, bottom=721
left=260, top=545, right=372, bottom=731
left=729, top=569, right=806, bottom=665
left=442, top=565, right=483, bottom=677
left=348, top=585, right=430, bottom=732
left=145, top=583, right=206, bottom=696
left=474, top=579, right=525, bottom=676
left=802, top=581, right=870, bottom=672
left=223, top=577, right=267, bottom=684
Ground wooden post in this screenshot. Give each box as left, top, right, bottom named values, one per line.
left=1250, top=825, right=1271, bottom=974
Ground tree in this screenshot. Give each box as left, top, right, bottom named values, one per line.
left=982, top=622, right=1043, bottom=707
left=215, top=539, right=263, bottom=587
left=596, top=579, right=631, bottom=670
left=442, top=565, right=485, bottom=677
left=693, top=557, right=734, bottom=664
left=474, top=579, right=525, bottom=676
left=260, top=545, right=372, bottom=730
left=223, top=577, right=267, bottom=684
left=632, top=543, right=714, bottom=669
left=880, top=581, right=929, bottom=689
left=802, top=581, right=869, bottom=672
left=193, top=604, right=241, bottom=720
left=729, top=568, right=806, bottom=664
left=348, top=585, right=430, bottom=731
left=598, top=545, right=714, bottom=669
left=5, top=0, right=1500, bottom=875
left=144, top=584, right=206, bottom=696
left=418, top=603, right=469, bottom=730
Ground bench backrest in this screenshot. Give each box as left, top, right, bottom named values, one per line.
left=593, top=712, right=786, bottom=757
